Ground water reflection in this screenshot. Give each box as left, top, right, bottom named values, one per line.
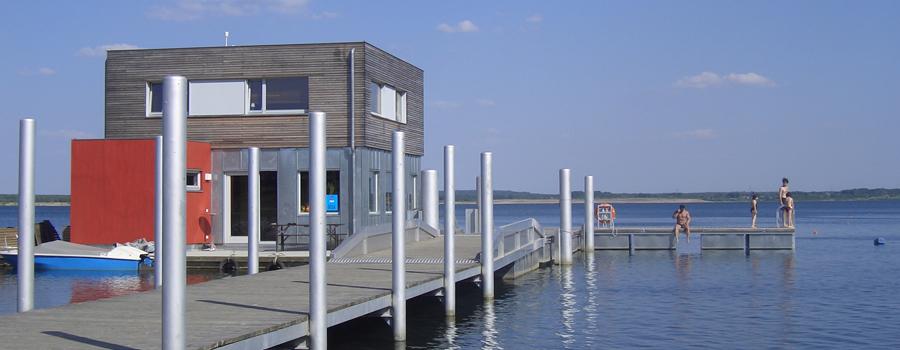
left=583, top=254, right=598, bottom=347
left=558, top=266, right=576, bottom=348
left=444, top=318, right=459, bottom=350
left=481, top=301, right=500, bottom=349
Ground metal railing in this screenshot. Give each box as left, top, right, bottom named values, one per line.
left=491, top=218, right=545, bottom=261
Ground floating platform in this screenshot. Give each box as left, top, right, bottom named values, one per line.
left=0, top=222, right=549, bottom=349
left=594, top=227, right=795, bottom=250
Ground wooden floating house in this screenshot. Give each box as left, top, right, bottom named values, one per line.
left=70, top=42, right=424, bottom=247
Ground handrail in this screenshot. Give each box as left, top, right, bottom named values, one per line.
left=330, top=219, right=438, bottom=259
left=492, top=218, right=545, bottom=260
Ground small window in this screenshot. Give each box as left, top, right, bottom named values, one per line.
left=369, top=82, right=380, bottom=115
left=385, top=171, right=393, bottom=214
left=396, top=92, right=407, bottom=123
left=298, top=170, right=340, bottom=214
left=409, top=174, right=417, bottom=209
left=266, top=77, right=309, bottom=111
left=248, top=79, right=263, bottom=111
left=186, top=171, right=201, bottom=192
left=147, top=82, right=163, bottom=116
left=370, top=81, right=407, bottom=123
left=369, top=172, right=379, bottom=214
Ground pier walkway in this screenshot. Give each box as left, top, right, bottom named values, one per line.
left=0, top=220, right=548, bottom=349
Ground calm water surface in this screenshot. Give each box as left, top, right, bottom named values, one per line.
left=3, top=202, right=900, bottom=349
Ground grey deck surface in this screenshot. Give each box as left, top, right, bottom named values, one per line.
left=0, top=236, right=483, bottom=350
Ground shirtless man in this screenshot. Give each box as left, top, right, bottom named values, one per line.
left=779, top=178, right=789, bottom=227
left=672, top=205, right=692, bottom=243
left=750, top=193, right=759, bottom=228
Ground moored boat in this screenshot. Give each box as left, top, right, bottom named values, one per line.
left=0, top=240, right=151, bottom=271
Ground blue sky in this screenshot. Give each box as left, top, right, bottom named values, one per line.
left=1, top=0, right=899, bottom=195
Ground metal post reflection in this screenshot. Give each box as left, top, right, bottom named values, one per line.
left=481, top=301, right=500, bottom=349
left=559, top=266, right=576, bottom=347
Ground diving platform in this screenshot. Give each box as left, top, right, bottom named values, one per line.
left=594, top=227, right=796, bottom=251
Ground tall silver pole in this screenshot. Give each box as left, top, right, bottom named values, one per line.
left=392, top=131, right=407, bottom=342
left=560, top=169, right=573, bottom=265
left=247, top=147, right=260, bottom=275
left=17, top=118, right=35, bottom=313
left=309, top=111, right=328, bottom=350
left=154, top=135, right=164, bottom=288
left=443, top=145, right=456, bottom=317
left=480, top=152, right=494, bottom=300
left=422, top=170, right=439, bottom=230
left=584, top=176, right=595, bottom=251
left=162, top=75, right=187, bottom=350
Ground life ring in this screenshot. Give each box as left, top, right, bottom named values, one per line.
left=595, top=203, right=616, bottom=224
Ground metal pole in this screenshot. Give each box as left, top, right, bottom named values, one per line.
left=348, top=48, right=356, bottom=238
left=422, top=170, right=439, bottom=230
left=584, top=176, right=595, bottom=252
left=443, top=145, right=456, bottom=317
left=17, top=118, right=35, bottom=313
left=392, top=131, right=407, bottom=342
left=309, top=111, right=328, bottom=350
left=744, top=233, right=750, bottom=256
left=247, top=147, right=260, bottom=275
left=629, top=234, right=635, bottom=256
left=162, top=75, right=187, bottom=350
left=475, top=176, right=481, bottom=234
left=559, top=169, right=573, bottom=265
left=155, top=135, right=163, bottom=288
left=480, top=152, right=494, bottom=300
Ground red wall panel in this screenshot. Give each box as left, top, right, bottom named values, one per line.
left=71, top=139, right=211, bottom=245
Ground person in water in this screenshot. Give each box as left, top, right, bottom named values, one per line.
left=672, top=204, right=692, bottom=243
left=751, top=193, right=759, bottom=228
left=784, top=192, right=795, bottom=228
left=779, top=178, right=790, bottom=227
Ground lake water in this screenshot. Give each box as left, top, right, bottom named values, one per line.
left=2, top=201, right=900, bottom=349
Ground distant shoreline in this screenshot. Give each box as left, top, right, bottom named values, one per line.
left=457, top=198, right=709, bottom=205
left=0, top=202, right=70, bottom=207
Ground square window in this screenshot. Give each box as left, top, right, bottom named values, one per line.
left=186, top=171, right=201, bottom=192
left=266, top=77, right=309, bottom=111
left=298, top=170, right=340, bottom=214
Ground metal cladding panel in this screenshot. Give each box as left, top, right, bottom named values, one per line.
left=352, top=147, right=421, bottom=232
left=71, top=139, right=211, bottom=245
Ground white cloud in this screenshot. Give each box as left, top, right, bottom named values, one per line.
left=433, top=100, right=462, bottom=109
left=676, top=71, right=775, bottom=88
left=18, top=67, right=57, bottom=76
left=675, top=72, right=723, bottom=88
left=526, top=14, right=543, bottom=23
left=673, top=129, right=717, bottom=140
left=725, top=72, right=775, bottom=86
left=39, top=129, right=98, bottom=140
left=476, top=98, right=496, bottom=107
left=77, top=44, right=141, bottom=57
left=437, top=20, right=479, bottom=33
left=148, top=0, right=315, bottom=21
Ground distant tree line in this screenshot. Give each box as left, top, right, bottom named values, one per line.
left=0, top=194, right=71, bottom=204
left=444, top=188, right=900, bottom=202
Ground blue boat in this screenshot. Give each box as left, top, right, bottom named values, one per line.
left=0, top=240, right=151, bottom=271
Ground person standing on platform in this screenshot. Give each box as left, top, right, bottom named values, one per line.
left=751, top=193, right=759, bottom=228
left=779, top=178, right=790, bottom=227
left=784, top=192, right=795, bottom=228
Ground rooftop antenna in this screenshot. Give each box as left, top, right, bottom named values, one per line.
left=224, top=31, right=229, bottom=46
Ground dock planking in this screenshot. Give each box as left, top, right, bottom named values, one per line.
left=0, top=236, right=485, bottom=349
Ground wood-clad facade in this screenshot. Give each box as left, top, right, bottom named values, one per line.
left=105, top=42, right=424, bottom=155
left=103, top=42, right=425, bottom=242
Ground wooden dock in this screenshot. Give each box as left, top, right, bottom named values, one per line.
left=0, top=221, right=548, bottom=349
